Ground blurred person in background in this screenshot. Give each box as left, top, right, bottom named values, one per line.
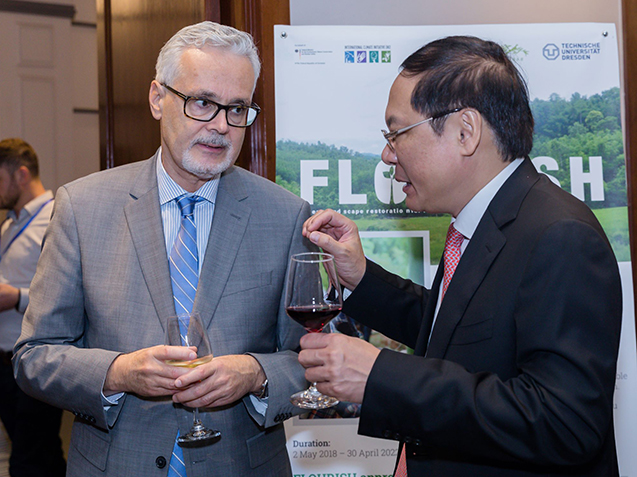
left=0, top=138, right=64, bottom=477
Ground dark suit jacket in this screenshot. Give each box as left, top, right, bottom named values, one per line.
left=344, top=158, right=622, bottom=476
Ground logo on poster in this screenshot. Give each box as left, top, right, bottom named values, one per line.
left=344, top=45, right=391, bottom=64
left=294, top=45, right=334, bottom=65
left=542, top=42, right=601, bottom=61
left=543, top=44, right=560, bottom=60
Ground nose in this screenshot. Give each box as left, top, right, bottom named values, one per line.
left=205, top=109, right=231, bottom=134
left=381, top=143, right=397, bottom=165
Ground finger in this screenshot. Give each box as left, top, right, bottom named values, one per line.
left=174, top=361, right=215, bottom=388
left=172, top=379, right=210, bottom=402
left=132, top=373, right=188, bottom=396
left=298, top=347, right=326, bottom=367
left=303, top=209, right=329, bottom=236
left=307, top=230, right=333, bottom=248
left=152, top=376, right=189, bottom=394
left=154, top=345, right=198, bottom=362
left=177, top=390, right=225, bottom=409
left=300, top=332, right=335, bottom=349
left=173, top=377, right=230, bottom=407
left=304, top=366, right=331, bottom=385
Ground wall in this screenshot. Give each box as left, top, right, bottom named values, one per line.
left=0, top=0, right=99, bottom=193
left=290, top=0, right=620, bottom=26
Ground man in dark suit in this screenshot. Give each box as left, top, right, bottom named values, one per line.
left=300, top=36, right=622, bottom=476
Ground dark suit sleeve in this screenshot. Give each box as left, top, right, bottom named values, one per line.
left=352, top=219, right=621, bottom=467
left=343, top=259, right=432, bottom=350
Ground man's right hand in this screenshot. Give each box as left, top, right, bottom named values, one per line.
left=103, top=345, right=197, bottom=397
left=302, top=209, right=366, bottom=290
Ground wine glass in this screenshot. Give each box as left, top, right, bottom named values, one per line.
left=165, top=312, right=221, bottom=444
left=285, top=252, right=343, bottom=409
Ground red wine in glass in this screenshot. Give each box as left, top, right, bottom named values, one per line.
left=285, top=304, right=342, bottom=332
left=285, top=252, right=343, bottom=409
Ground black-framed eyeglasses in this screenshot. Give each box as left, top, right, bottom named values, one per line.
left=162, top=84, right=261, bottom=128
left=381, top=108, right=463, bottom=152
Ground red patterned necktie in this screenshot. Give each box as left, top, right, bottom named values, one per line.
left=394, top=223, right=464, bottom=477
left=441, top=223, right=464, bottom=300
left=394, top=446, right=408, bottom=477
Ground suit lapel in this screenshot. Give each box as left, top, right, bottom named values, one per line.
left=194, top=167, right=251, bottom=329
left=413, top=265, right=444, bottom=356
left=424, top=158, right=540, bottom=358
left=124, top=153, right=175, bottom=329
left=425, top=215, right=505, bottom=357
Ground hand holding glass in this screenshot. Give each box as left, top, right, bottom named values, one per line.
left=285, top=252, right=343, bottom=409
left=165, top=313, right=220, bottom=444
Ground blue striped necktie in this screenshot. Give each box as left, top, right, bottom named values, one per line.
left=167, top=194, right=201, bottom=477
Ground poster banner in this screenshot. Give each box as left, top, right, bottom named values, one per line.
left=275, top=23, right=636, bottom=476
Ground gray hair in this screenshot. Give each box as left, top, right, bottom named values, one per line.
left=155, top=21, right=261, bottom=88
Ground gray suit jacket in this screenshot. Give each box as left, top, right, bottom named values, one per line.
left=13, top=153, right=312, bottom=476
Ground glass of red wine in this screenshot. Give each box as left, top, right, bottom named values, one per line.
left=285, top=252, right=343, bottom=409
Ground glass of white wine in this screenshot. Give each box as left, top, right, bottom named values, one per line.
left=165, top=312, right=220, bottom=444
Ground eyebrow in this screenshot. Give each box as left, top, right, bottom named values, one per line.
left=192, top=89, right=251, bottom=106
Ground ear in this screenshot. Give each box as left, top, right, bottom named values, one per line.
left=456, top=108, right=482, bottom=157
left=14, top=166, right=31, bottom=187
left=148, top=80, right=164, bottom=120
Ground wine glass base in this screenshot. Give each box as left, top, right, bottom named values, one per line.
left=290, top=388, right=339, bottom=410
left=178, top=422, right=221, bottom=445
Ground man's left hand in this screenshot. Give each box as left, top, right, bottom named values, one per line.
left=298, top=333, right=381, bottom=404
left=0, top=284, right=20, bottom=312
left=172, top=354, right=266, bottom=408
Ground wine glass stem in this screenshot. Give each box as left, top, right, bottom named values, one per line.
left=193, top=407, right=201, bottom=425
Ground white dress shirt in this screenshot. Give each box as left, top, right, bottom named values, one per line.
left=430, top=158, right=524, bottom=337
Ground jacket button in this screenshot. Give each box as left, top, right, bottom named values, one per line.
left=155, top=456, right=167, bottom=469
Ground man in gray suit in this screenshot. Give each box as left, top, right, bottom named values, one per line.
left=13, top=21, right=310, bottom=476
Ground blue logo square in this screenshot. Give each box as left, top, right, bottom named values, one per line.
left=345, top=51, right=355, bottom=63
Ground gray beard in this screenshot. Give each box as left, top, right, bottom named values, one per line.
left=181, top=150, right=234, bottom=179
left=183, top=135, right=235, bottom=179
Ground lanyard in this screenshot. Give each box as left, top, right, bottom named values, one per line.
left=0, top=198, right=53, bottom=259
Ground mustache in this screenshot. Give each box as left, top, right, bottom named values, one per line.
left=191, top=134, right=231, bottom=148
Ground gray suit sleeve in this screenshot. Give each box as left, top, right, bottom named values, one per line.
left=242, top=200, right=315, bottom=428
left=13, top=185, right=121, bottom=431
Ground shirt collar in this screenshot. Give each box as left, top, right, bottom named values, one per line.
left=7, top=190, right=54, bottom=223
left=156, top=147, right=220, bottom=206
left=453, top=158, right=524, bottom=240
